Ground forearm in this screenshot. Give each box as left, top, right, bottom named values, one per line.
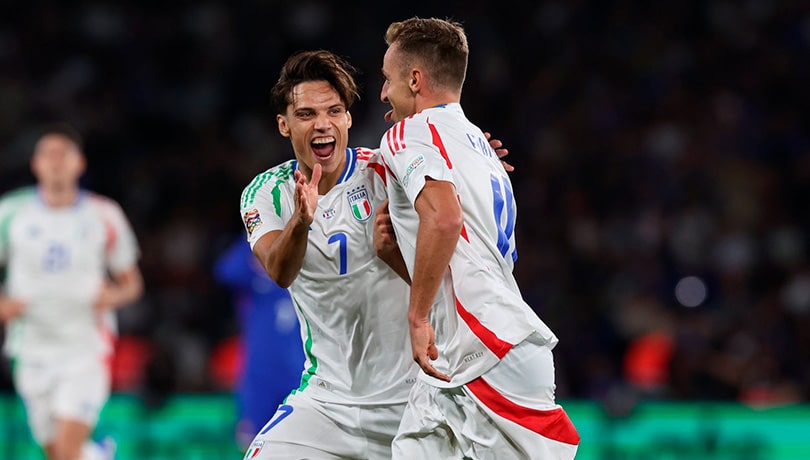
left=105, top=266, right=144, bottom=310
left=377, top=244, right=412, bottom=284
left=410, top=182, right=463, bottom=322
left=257, top=220, right=310, bottom=288
left=409, top=216, right=459, bottom=321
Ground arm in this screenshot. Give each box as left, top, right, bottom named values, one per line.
left=373, top=199, right=411, bottom=284
left=0, top=295, right=26, bottom=323
left=94, top=265, right=144, bottom=312
left=409, top=178, right=462, bottom=382
left=253, top=165, right=321, bottom=288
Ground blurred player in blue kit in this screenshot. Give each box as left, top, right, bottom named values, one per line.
left=213, top=237, right=304, bottom=448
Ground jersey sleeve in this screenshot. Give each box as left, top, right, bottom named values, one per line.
left=0, top=196, right=11, bottom=265
left=381, top=119, right=455, bottom=205
left=101, top=198, right=140, bottom=273
left=0, top=188, right=35, bottom=266
left=240, top=168, right=293, bottom=250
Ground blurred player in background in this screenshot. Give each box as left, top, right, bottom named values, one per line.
left=375, top=18, right=579, bottom=459
left=0, top=123, right=143, bottom=460
left=238, top=50, right=417, bottom=459
left=213, top=237, right=304, bottom=449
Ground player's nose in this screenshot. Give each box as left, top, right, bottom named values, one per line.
left=380, top=83, right=389, bottom=103
left=314, top=112, right=330, bottom=130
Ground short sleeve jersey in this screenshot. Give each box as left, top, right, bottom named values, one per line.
left=239, top=148, right=417, bottom=405
left=0, top=187, right=140, bottom=360
left=379, top=103, right=559, bottom=387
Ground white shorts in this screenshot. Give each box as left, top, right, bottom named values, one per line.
left=12, top=354, right=111, bottom=445
left=243, top=391, right=406, bottom=460
left=392, top=338, right=579, bottom=460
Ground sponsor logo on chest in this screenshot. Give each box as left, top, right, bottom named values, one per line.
left=346, top=186, right=372, bottom=222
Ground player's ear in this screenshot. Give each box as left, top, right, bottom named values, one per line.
left=277, top=114, right=290, bottom=138
left=409, top=69, right=421, bottom=93
left=77, top=152, right=87, bottom=174
left=346, top=110, right=352, bottom=129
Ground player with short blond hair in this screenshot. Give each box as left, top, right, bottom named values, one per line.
left=376, top=17, right=580, bottom=459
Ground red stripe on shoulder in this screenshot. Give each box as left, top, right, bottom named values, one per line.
left=467, top=377, right=580, bottom=445
left=427, top=120, right=452, bottom=169
left=368, top=162, right=387, bottom=185
left=379, top=154, right=397, bottom=183
left=457, top=195, right=468, bottom=241
left=386, top=129, right=396, bottom=155
left=356, top=147, right=374, bottom=161
left=397, top=119, right=406, bottom=150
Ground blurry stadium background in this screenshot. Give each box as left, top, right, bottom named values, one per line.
left=1, top=1, right=809, bottom=458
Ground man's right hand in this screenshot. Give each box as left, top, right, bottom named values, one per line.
left=0, top=297, right=26, bottom=323
left=293, top=163, right=322, bottom=227
left=410, top=316, right=451, bottom=382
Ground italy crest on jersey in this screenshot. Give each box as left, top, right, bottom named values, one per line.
left=347, top=186, right=372, bottom=221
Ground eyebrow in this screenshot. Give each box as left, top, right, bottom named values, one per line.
left=294, top=103, right=345, bottom=112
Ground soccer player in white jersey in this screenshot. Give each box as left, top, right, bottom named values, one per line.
left=0, top=123, right=143, bottom=460
left=240, top=50, right=510, bottom=460
left=375, top=18, right=580, bottom=459
left=238, top=50, right=417, bottom=460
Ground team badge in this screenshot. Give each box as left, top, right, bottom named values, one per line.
left=244, top=440, right=264, bottom=459
left=347, top=186, right=372, bottom=221
left=243, top=209, right=263, bottom=237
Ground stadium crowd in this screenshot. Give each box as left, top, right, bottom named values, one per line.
left=1, top=0, right=808, bottom=411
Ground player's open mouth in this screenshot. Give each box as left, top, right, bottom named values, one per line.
left=311, top=136, right=336, bottom=159
left=384, top=109, right=394, bottom=123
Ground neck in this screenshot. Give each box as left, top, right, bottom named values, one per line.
left=40, top=184, right=79, bottom=208
left=318, top=173, right=339, bottom=195
left=415, top=91, right=460, bottom=114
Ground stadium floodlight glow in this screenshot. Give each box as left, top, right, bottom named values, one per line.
left=674, top=276, right=707, bottom=307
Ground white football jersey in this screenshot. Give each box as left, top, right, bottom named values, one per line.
left=379, top=103, right=559, bottom=387
left=240, top=148, right=417, bottom=405
left=0, top=187, right=140, bottom=360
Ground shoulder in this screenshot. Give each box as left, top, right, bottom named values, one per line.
left=381, top=114, right=434, bottom=156
left=354, top=146, right=379, bottom=162
left=351, top=147, right=388, bottom=186
left=85, top=191, right=121, bottom=208
left=0, top=186, right=37, bottom=212
left=240, top=160, right=296, bottom=209
left=353, top=146, right=383, bottom=167
left=0, top=186, right=36, bottom=204
left=83, top=192, right=130, bottom=222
